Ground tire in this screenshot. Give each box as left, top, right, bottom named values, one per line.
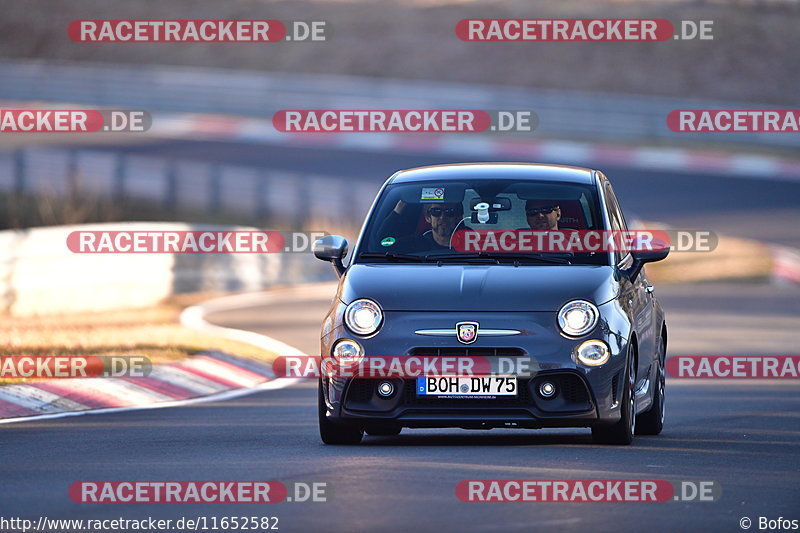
left=366, top=427, right=402, bottom=436
left=592, top=351, right=636, bottom=445
left=636, top=336, right=665, bottom=435
left=318, top=381, right=363, bottom=445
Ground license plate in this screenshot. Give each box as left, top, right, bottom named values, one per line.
left=416, top=376, right=517, bottom=396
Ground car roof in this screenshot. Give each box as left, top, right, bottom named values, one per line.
left=388, top=163, right=596, bottom=185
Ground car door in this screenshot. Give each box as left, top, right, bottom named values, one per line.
left=603, top=180, right=656, bottom=392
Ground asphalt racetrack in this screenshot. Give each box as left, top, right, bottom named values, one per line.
left=2, top=280, right=800, bottom=532
left=2, top=142, right=800, bottom=532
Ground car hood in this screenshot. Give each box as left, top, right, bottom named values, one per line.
left=339, top=264, right=619, bottom=312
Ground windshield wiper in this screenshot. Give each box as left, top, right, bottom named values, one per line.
left=424, top=252, right=500, bottom=264
left=360, top=252, right=572, bottom=265
left=506, top=253, right=572, bottom=265
left=359, top=252, right=427, bottom=262
left=426, top=252, right=572, bottom=265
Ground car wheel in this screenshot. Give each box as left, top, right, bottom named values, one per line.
left=592, top=351, right=635, bottom=445
left=318, top=381, right=363, bottom=445
left=636, top=336, right=665, bottom=435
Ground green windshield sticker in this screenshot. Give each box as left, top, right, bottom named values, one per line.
left=381, top=237, right=396, bottom=247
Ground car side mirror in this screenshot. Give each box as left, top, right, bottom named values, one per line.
left=627, top=247, right=669, bottom=280
left=313, top=235, right=348, bottom=277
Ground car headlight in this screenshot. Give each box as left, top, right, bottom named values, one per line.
left=332, top=339, right=364, bottom=365
left=574, top=339, right=610, bottom=367
left=557, top=300, right=599, bottom=337
left=344, top=299, right=383, bottom=336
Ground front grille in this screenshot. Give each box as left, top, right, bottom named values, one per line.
left=611, top=373, right=619, bottom=404
left=409, top=347, right=526, bottom=357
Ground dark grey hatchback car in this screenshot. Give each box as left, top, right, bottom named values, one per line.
left=313, top=163, right=668, bottom=445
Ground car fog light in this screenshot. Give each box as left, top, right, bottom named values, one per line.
left=575, top=339, right=610, bottom=367
left=377, top=381, right=395, bottom=398
left=332, top=339, right=364, bottom=365
left=538, top=381, right=557, bottom=398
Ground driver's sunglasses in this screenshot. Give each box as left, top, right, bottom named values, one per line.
left=427, top=207, right=460, bottom=217
left=526, top=206, right=557, bottom=216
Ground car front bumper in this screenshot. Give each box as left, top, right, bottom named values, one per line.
left=320, top=306, right=633, bottom=430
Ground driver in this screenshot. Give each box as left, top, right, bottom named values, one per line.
left=377, top=200, right=468, bottom=251
left=422, top=202, right=466, bottom=248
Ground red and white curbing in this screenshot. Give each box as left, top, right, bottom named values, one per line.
left=0, top=352, right=279, bottom=423
left=150, top=112, right=800, bottom=182
left=0, top=286, right=330, bottom=424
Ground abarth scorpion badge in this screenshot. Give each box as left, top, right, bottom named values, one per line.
left=457, top=322, right=479, bottom=344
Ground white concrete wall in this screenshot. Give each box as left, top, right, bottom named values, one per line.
left=0, top=222, right=332, bottom=316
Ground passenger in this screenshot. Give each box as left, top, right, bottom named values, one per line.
left=525, top=199, right=565, bottom=230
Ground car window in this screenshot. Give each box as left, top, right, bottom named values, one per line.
left=357, top=178, right=608, bottom=265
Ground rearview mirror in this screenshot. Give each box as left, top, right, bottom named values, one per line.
left=313, top=235, right=348, bottom=277
left=469, top=197, right=512, bottom=211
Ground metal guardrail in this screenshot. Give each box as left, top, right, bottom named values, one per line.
left=0, top=148, right=377, bottom=228
left=1, top=58, right=797, bottom=148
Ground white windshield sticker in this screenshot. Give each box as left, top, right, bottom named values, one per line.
left=421, top=187, right=445, bottom=201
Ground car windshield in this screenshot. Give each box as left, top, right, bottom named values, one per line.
left=356, top=178, right=608, bottom=265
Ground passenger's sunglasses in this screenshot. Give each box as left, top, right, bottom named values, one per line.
left=526, top=206, right=557, bottom=216
left=427, top=207, right=460, bottom=217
